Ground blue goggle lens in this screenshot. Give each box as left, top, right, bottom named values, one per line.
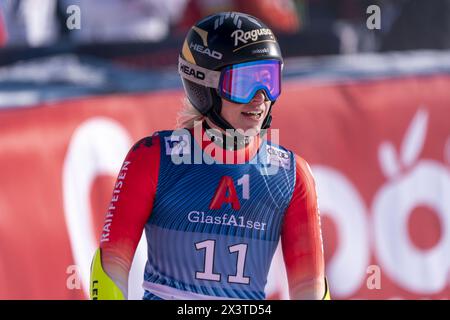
left=219, top=60, right=281, bottom=104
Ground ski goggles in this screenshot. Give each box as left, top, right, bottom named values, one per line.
left=179, top=56, right=282, bottom=104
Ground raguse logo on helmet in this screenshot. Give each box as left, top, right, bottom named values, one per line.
left=231, top=28, right=273, bottom=47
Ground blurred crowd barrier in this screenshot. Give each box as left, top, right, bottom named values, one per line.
left=2, top=0, right=450, bottom=53
left=0, top=48, right=449, bottom=299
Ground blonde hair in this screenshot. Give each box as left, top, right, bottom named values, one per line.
left=176, top=98, right=205, bottom=129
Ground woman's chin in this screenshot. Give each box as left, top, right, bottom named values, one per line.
left=236, top=125, right=261, bottom=136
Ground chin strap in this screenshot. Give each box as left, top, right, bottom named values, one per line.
left=206, top=89, right=235, bottom=131
left=261, top=101, right=274, bottom=129
left=206, top=90, right=249, bottom=150
left=203, top=120, right=250, bottom=150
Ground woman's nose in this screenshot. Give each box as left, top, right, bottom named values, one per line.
left=250, top=90, right=266, bottom=104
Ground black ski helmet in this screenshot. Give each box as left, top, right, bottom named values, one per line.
left=179, top=12, right=283, bottom=130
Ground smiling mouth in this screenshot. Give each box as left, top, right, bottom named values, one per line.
left=241, top=111, right=263, bottom=120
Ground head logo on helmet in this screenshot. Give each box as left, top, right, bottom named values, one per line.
left=188, top=26, right=224, bottom=60
left=179, top=63, right=205, bottom=80
left=179, top=12, right=283, bottom=131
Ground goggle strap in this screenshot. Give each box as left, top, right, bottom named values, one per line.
left=178, top=56, right=220, bottom=88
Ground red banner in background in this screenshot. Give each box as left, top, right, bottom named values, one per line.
left=275, top=75, right=450, bottom=299
left=0, top=74, right=449, bottom=299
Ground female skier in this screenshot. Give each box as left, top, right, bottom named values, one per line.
left=90, top=11, right=329, bottom=300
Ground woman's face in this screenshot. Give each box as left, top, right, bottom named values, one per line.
left=220, top=90, right=271, bottom=135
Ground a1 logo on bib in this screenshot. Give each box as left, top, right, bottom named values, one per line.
left=165, top=134, right=191, bottom=156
